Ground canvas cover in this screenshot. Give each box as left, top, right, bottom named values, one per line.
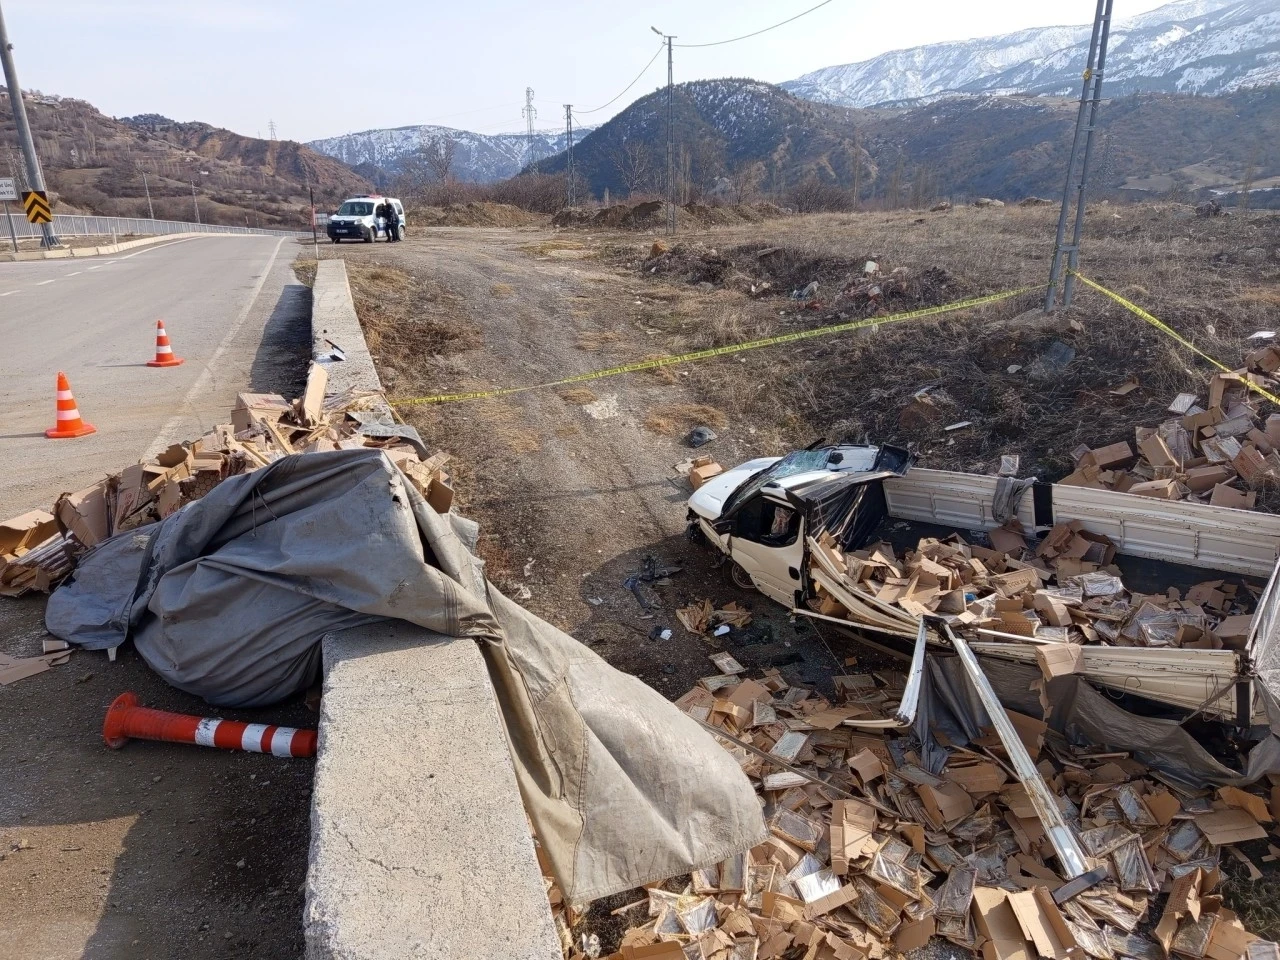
left=47, top=449, right=766, bottom=902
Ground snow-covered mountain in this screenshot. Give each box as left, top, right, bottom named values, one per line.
left=306, top=124, right=592, bottom=183
left=783, top=0, right=1280, bottom=107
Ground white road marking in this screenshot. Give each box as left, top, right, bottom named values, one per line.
left=143, top=236, right=286, bottom=459
left=35, top=279, right=56, bottom=286
left=0, top=290, right=16, bottom=297
left=65, top=271, right=81, bottom=277
left=87, top=265, right=101, bottom=270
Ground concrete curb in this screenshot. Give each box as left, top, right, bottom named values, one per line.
left=302, top=259, right=560, bottom=960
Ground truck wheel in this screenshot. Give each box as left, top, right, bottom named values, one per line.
left=729, top=563, right=757, bottom=592
left=364, top=229, right=374, bottom=243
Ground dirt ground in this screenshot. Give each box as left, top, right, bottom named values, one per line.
left=316, top=203, right=1280, bottom=944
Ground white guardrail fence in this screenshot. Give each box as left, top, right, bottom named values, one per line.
left=4, top=213, right=309, bottom=240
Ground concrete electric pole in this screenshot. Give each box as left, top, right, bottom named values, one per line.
left=1045, top=0, right=1114, bottom=311
left=0, top=1, right=58, bottom=247
left=651, top=27, right=676, bottom=236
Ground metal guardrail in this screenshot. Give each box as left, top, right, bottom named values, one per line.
left=3, top=213, right=308, bottom=240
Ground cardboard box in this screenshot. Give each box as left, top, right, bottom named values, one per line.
left=1127, top=479, right=1183, bottom=499
left=689, top=461, right=724, bottom=490
left=0, top=511, right=58, bottom=555
left=1185, top=464, right=1234, bottom=493
left=54, top=482, right=110, bottom=548
left=1210, top=483, right=1256, bottom=510
left=231, top=392, right=292, bottom=433
left=1090, top=441, right=1134, bottom=468
left=1036, top=643, right=1084, bottom=680
left=1007, top=887, right=1081, bottom=960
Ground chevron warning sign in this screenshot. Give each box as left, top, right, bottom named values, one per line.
left=22, top=190, right=51, bottom=224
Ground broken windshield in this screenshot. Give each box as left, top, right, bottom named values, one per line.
left=722, top=449, right=835, bottom=517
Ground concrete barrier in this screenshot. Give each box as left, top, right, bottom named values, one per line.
left=303, top=260, right=560, bottom=960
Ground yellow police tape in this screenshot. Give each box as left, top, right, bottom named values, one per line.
left=391, top=287, right=1032, bottom=406
left=1068, top=270, right=1280, bottom=406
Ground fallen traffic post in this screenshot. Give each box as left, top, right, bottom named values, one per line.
left=103, top=691, right=317, bottom=757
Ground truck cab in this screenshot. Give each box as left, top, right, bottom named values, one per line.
left=688, top=445, right=910, bottom=605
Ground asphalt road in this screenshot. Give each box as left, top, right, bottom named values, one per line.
left=0, top=235, right=312, bottom=518
left=0, top=235, right=315, bottom=959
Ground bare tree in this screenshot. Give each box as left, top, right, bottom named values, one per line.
left=610, top=139, right=655, bottom=198
left=728, top=160, right=764, bottom=205
left=422, top=135, right=457, bottom=183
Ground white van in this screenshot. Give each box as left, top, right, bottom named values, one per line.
left=326, top=195, right=406, bottom=243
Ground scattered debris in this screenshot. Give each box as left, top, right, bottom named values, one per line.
left=576, top=662, right=1280, bottom=960
left=0, top=364, right=452, bottom=596
left=676, top=599, right=753, bottom=638
left=1060, top=370, right=1280, bottom=510
left=809, top=524, right=1255, bottom=653
left=687, top=426, right=718, bottom=449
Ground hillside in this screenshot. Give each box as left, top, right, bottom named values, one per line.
left=783, top=0, right=1280, bottom=108
left=530, top=78, right=1280, bottom=208
left=532, top=79, right=874, bottom=202
left=0, top=91, right=370, bottom=228
left=307, top=124, right=592, bottom=184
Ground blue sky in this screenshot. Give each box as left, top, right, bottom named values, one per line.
left=5, top=0, right=1169, bottom=141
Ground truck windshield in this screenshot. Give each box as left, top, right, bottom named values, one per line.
left=337, top=201, right=374, bottom=216
left=722, top=449, right=834, bottom=516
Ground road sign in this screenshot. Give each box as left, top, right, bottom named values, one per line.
left=22, top=189, right=51, bottom=224
left=0, top=178, right=15, bottom=201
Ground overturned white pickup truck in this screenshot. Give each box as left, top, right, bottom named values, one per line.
left=687, top=445, right=1280, bottom=729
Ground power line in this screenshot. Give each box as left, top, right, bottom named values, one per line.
left=573, top=42, right=667, bottom=115
left=673, top=0, right=839, bottom=48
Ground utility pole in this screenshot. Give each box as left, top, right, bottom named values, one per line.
left=0, top=1, right=58, bottom=246
left=268, top=119, right=277, bottom=140
left=564, top=105, right=575, bottom=207
left=190, top=180, right=201, bottom=224
left=1045, top=0, right=1113, bottom=311
left=142, top=170, right=155, bottom=219
left=523, top=87, right=538, bottom=168
left=652, top=27, right=676, bottom=236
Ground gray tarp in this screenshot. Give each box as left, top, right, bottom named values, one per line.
left=47, top=449, right=766, bottom=903
left=929, top=656, right=1280, bottom=788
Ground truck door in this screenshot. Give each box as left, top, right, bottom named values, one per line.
left=729, top=493, right=805, bottom=605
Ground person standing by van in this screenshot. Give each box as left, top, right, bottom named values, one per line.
left=386, top=201, right=401, bottom=242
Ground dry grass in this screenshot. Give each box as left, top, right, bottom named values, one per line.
left=519, top=239, right=588, bottom=257
left=593, top=203, right=1280, bottom=478
left=490, top=282, right=515, bottom=298
left=644, top=403, right=728, bottom=437
left=334, top=259, right=483, bottom=368
left=577, top=330, right=622, bottom=351
left=560, top=388, right=598, bottom=404
left=1223, top=873, right=1280, bottom=940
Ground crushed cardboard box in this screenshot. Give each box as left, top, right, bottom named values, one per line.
left=807, top=523, right=1255, bottom=652
left=550, top=668, right=1280, bottom=960
left=0, top=366, right=451, bottom=601
left=1059, top=372, right=1280, bottom=511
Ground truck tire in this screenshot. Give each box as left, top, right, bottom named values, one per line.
left=364, top=229, right=374, bottom=243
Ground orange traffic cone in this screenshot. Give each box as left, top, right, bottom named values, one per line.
left=45, top=372, right=97, bottom=439
left=146, top=320, right=184, bottom=367
left=103, top=692, right=317, bottom=757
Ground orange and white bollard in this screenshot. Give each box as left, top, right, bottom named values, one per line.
left=102, top=692, right=316, bottom=757
left=146, top=320, right=184, bottom=367
left=45, top=371, right=97, bottom=439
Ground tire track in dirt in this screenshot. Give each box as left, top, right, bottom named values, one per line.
left=328, top=229, right=846, bottom=698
